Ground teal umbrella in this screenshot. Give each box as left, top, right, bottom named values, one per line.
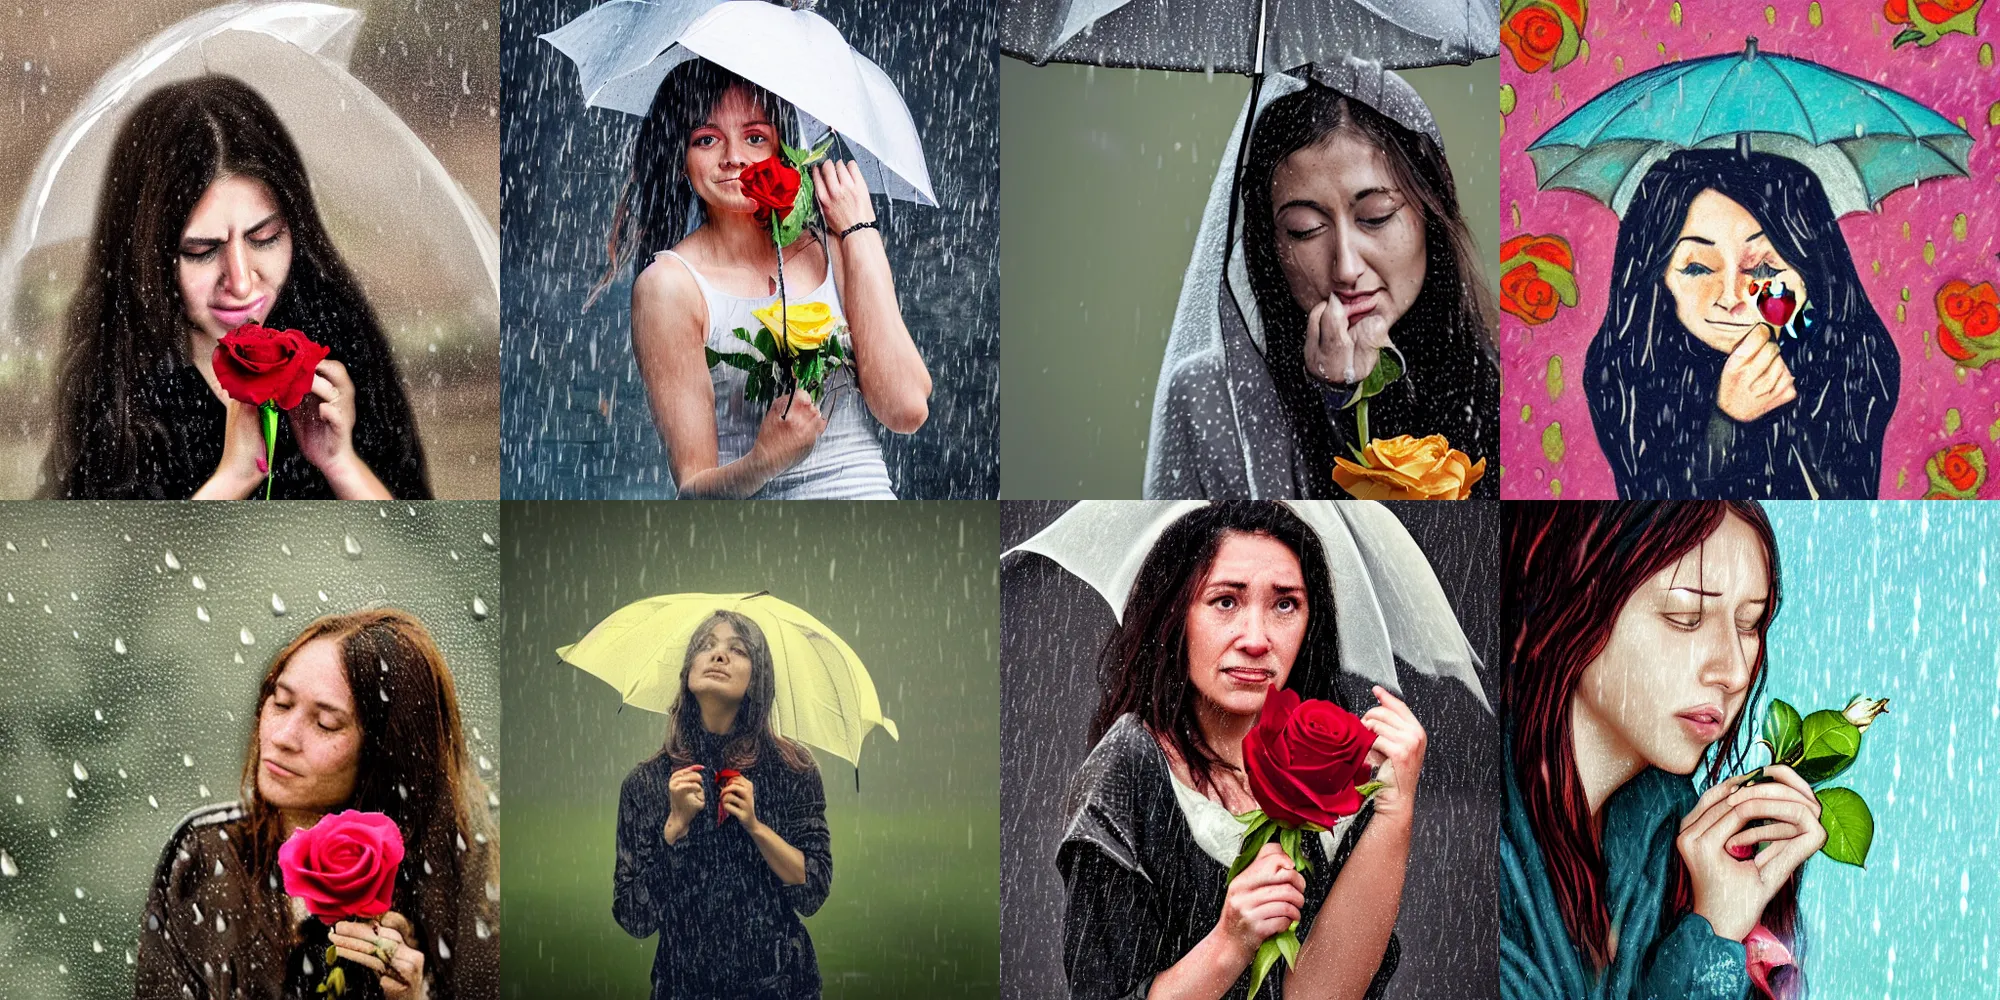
left=1527, top=37, right=1972, bottom=218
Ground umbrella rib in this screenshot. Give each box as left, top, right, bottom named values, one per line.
left=1760, top=61, right=1821, bottom=144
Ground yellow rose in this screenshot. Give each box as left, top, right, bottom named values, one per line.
left=752, top=300, right=837, bottom=354
left=1332, top=434, right=1486, bottom=500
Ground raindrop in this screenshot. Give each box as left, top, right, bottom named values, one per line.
left=198, top=784, right=210, bottom=798
left=343, top=534, right=363, bottom=558
left=0, top=851, right=16, bottom=876
left=148, top=796, right=159, bottom=809
left=214, top=913, right=226, bottom=933
left=271, top=593, right=287, bottom=616
left=94, top=709, right=104, bottom=722
left=112, top=638, right=127, bottom=656
left=72, top=761, right=88, bottom=781
left=436, top=937, right=451, bottom=960
left=477, top=756, right=492, bottom=772
left=163, top=550, right=181, bottom=571
left=183, top=754, right=194, bottom=767
left=280, top=544, right=293, bottom=557
left=480, top=532, right=497, bottom=550
left=196, top=606, right=210, bottom=623
left=318, top=590, right=330, bottom=602
left=92, top=940, right=103, bottom=954
left=240, top=627, right=256, bottom=646
left=74, top=887, right=84, bottom=899
left=471, top=596, right=489, bottom=620
left=475, top=918, right=490, bottom=939
left=192, top=575, right=207, bottom=591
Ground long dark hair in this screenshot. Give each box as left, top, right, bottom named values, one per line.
left=587, top=59, right=798, bottom=310
left=661, top=609, right=816, bottom=774
left=1089, top=502, right=1340, bottom=796
left=42, top=75, right=431, bottom=499
left=1583, top=149, right=1898, bottom=499
left=1502, top=502, right=1799, bottom=997
left=1240, top=82, right=1500, bottom=490
left=238, top=609, right=494, bottom=998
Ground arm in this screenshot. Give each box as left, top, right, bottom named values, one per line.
left=1639, top=913, right=1752, bottom=1000
left=135, top=832, right=207, bottom=1000
left=815, top=161, right=930, bottom=433
left=612, top=770, right=673, bottom=938
left=728, top=766, right=832, bottom=915
left=631, top=259, right=823, bottom=498
left=191, top=399, right=269, bottom=499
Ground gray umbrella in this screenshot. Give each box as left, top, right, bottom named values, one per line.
left=1000, top=0, right=1498, bottom=73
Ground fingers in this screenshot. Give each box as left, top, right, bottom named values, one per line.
left=1680, top=771, right=1760, bottom=833
left=315, top=359, right=353, bottom=392
left=331, top=944, right=389, bottom=974
left=1321, top=294, right=1355, bottom=383
left=1304, top=301, right=1329, bottom=380
left=1689, top=791, right=1821, bottom=850
left=1726, top=323, right=1772, bottom=366
left=1757, top=765, right=1821, bottom=815
left=1724, top=821, right=1805, bottom=852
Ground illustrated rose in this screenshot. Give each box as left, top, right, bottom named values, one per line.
left=1334, top=434, right=1487, bottom=501
left=1940, top=443, right=1980, bottom=492
left=1932, top=280, right=2000, bottom=369
left=1885, top=0, right=1911, bottom=22
left=1502, top=4, right=1564, bottom=73
left=1242, top=685, right=1376, bottom=830
left=1969, top=301, right=2000, bottom=339
left=278, top=810, right=404, bottom=923
left=1498, top=233, right=1577, bottom=326
left=212, top=324, right=330, bottom=411
left=752, top=299, right=837, bottom=354
left=739, top=157, right=801, bottom=223
left=1502, top=263, right=1560, bottom=324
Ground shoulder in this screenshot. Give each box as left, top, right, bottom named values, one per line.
left=1058, top=715, right=1164, bottom=879
left=153, top=801, right=248, bottom=881
left=620, top=754, right=674, bottom=797
left=632, top=254, right=701, bottom=312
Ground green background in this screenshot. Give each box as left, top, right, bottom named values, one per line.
left=1000, top=58, right=1500, bottom=498
left=499, top=502, right=999, bottom=999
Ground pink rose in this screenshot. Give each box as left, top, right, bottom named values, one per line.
left=278, top=810, right=404, bottom=922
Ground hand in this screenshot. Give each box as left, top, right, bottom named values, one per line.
left=812, top=159, right=875, bottom=235
left=1716, top=323, right=1797, bottom=422
left=329, top=911, right=426, bottom=1000
left=196, top=398, right=270, bottom=498
left=664, top=764, right=706, bottom=843
left=719, top=772, right=760, bottom=832
left=288, top=359, right=360, bottom=475
left=1304, top=291, right=1394, bottom=386
left=1211, top=841, right=1306, bottom=966
left=1360, top=685, right=1427, bottom=820
left=1676, top=764, right=1826, bottom=942
left=749, top=390, right=827, bottom=475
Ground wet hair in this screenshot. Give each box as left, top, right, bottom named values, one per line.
left=1502, top=502, right=1800, bottom=998
left=587, top=58, right=799, bottom=309
left=43, top=75, right=431, bottom=499
left=661, top=609, right=816, bottom=773
left=1583, top=149, right=1897, bottom=499
left=1089, top=502, right=1340, bottom=796
left=238, top=608, right=495, bottom=998
left=1240, top=81, right=1500, bottom=487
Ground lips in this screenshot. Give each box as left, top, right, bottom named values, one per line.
left=210, top=295, right=267, bottom=328
left=1338, top=290, right=1380, bottom=318
left=1675, top=705, right=1725, bottom=741
left=262, top=757, right=300, bottom=779
left=1220, top=666, right=1275, bottom=686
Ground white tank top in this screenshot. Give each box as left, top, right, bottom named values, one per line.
left=658, top=248, right=895, bottom=499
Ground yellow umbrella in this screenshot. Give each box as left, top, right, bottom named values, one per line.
left=557, top=591, right=899, bottom=769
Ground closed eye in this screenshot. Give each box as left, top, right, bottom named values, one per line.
left=1359, top=211, right=1396, bottom=228
left=1746, top=262, right=1784, bottom=281
left=1285, top=225, right=1325, bottom=240
left=1662, top=613, right=1702, bottom=631
left=1677, top=261, right=1714, bottom=277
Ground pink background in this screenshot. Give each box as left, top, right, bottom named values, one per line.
left=1498, top=0, right=2000, bottom=498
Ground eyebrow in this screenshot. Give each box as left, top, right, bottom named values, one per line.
left=1205, top=580, right=1304, bottom=593
left=274, top=682, right=351, bottom=719
left=1675, top=230, right=1766, bottom=250
left=183, top=212, right=284, bottom=247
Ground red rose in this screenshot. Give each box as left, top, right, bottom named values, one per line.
left=213, top=324, right=330, bottom=411
left=716, top=768, right=742, bottom=827
left=1242, top=686, right=1375, bottom=830
left=738, top=157, right=800, bottom=223
left=1938, top=323, right=1976, bottom=362
left=1941, top=443, right=1980, bottom=492
left=1502, top=5, right=1564, bottom=73
left=278, top=810, right=404, bottom=923
left=1886, top=0, right=1911, bottom=22
left=1501, top=262, right=1560, bottom=325
left=1967, top=301, right=2000, bottom=339
left=1500, top=233, right=1575, bottom=273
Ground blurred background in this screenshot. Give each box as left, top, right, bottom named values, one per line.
left=1000, top=59, right=1500, bottom=498
left=0, top=500, right=502, bottom=999
left=499, top=0, right=999, bottom=499
left=500, top=501, right=999, bottom=998
left=0, top=1, right=502, bottom=498
left=1000, top=500, right=1502, bottom=1000
left=1756, top=501, right=2000, bottom=997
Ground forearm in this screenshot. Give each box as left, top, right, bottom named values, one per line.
left=673, top=445, right=784, bottom=499
left=835, top=230, right=930, bottom=432
left=748, top=819, right=808, bottom=885
left=192, top=467, right=261, bottom=500
left=1145, top=930, right=1252, bottom=1000
left=324, top=454, right=393, bottom=500
left=1287, top=811, right=1411, bottom=1000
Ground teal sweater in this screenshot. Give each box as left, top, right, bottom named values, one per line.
left=1500, top=762, right=1751, bottom=1000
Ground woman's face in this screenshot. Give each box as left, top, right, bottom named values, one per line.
left=687, top=620, right=754, bottom=705
left=1665, top=189, right=1811, bottom=353
left=256, top=637, right=361, bottom=814
left=1573, top=513, right=1770, bottom=777
left=1270, top=131, right=1427, bottom=340
left=177, top=173, right=293, bottom=341
left=685, top=84, right=778, bottom=215
left=1184, top=531, right=1309, bottom=719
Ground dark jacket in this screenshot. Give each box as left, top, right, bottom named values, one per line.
left=614, top=734, right=833, bottom=1000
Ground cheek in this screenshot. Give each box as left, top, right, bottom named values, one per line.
left=1381, top=222, right=1426, bottom=303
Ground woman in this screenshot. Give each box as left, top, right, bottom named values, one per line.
left=1147, top=66, right=1499, bottom=499
left=1501, top=502, right=1821, bottom=1000
left=137, top=609, right=498, bottom=1000
left=600, top=59, right=931, bottom=499
left=1060, top=502, right=1424, bottom=999
left=43, top=75, right=431, bottom=500
left=613, top=610, right=832, bottom=999
left=1584, top=151, right=1899, bottom=499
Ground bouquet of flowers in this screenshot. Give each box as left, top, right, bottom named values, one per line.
left=705, top=134, right=851, bottom=407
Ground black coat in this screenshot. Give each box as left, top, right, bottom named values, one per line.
left=1059, top=714, right=1399, bottom=1000
left=614, top=735, right=833, bottom=1000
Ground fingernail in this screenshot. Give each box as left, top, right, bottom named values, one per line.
left=255, top=457, right=268, bottom=473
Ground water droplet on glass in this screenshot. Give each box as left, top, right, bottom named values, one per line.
left=148, top=795, right=159, bottom=809
left=74, top=887, right=84, bottom=899
left=475, top=918, right=490, bottom=939
left=92, top=939, right=103, bottom=953
left=72, top=761, right=87, bottom=781
left=477, top=756, right=491, bottom=772
left=343, top=535, right=363, bottom=558
left=112, top=638, right=127, bottom=656
left=192, top=575, right=207, bottom=591
left=95, top=709, right=104, bottom=722
left=480, top=532, right=497, bottom=550
left=280, top=543, right=293, bottom=557
left=271, top=594, right=287, bottom=616
left=198, top=784, right=210, bottom=798
left=436, top=937, right=451, bottom=960
left=196, top=606, right=210, bottom=623
left=0, top=851, right=17, bottom=876
left=240, top=628, right=255, bottom=646
left=318, top=590, right=330, bottom=602
left=471, top=596, right=489, bottom=620
left=183, top=754, right=194, bottom=767
left=163, top=550, right=181, bottom=571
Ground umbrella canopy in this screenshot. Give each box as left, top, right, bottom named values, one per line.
left=1004, top=501, right=1489, bottom=710
left=541, top=0, right=937, bottom=206
left=0, top=1, right=499, bottom=337
left=1528, top=37, right=1973, bottom=218
left=558, top=591, right=899, bottom=768
left=1000, top=0, right=1498, bottom=74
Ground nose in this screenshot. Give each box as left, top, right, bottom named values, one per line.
left=1234, top=607, right=1274, bottom=659
left=221, top=237, right=255, bottom=299
left=1715, top=267, right=1752, bottom=316
left=267, top=711, right=303, bottom=752
left=1696, top=624, right=1755, bottom=698
left=1329, top=224, right=1367, bottom=288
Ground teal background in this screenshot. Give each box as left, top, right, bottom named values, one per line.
left=499, top=501, right=999, bottom=999
left=1762, top=501, right=2000, bottom=997
left=999, top=58, right=1500, bottom=498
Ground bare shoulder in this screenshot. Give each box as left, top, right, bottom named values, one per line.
left=632, top=253, right=700, bottom=315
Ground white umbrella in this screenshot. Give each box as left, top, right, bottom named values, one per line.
left=0, top=1, right=500, bottom=338
left=541, top=0, right=938, bottom=207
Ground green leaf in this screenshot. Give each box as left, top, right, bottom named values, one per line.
left=1548, top=1, right=1583, bottom=69
left=1892, top=28, right=1924, bottom=47
left=753, top=327, right=780, bottom=361
left=1279, top=825, right=1302, bottom=869
left=1247, top=937, right=1284, bottom=1000
left=773, top=172, right=818, bottom=248
left=1275, top=927, right=1300, bottom=967
left=704, top=347, right=761, bottom=373
left=781, top=140, right=810, bottom=166
left=1228, top=817, right=1279, bottom=882
left=1763, top=699, right=1803, bottom=764
left=1356, top=779, right=1386, bottom=799
left=1794, top=710, right=1862, bottom=785
left=325, top=945, right=339, bottom=965
left=1341, top=348, right=1405, bottom=410
left=1816, top=786, right=1874, bottom=867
